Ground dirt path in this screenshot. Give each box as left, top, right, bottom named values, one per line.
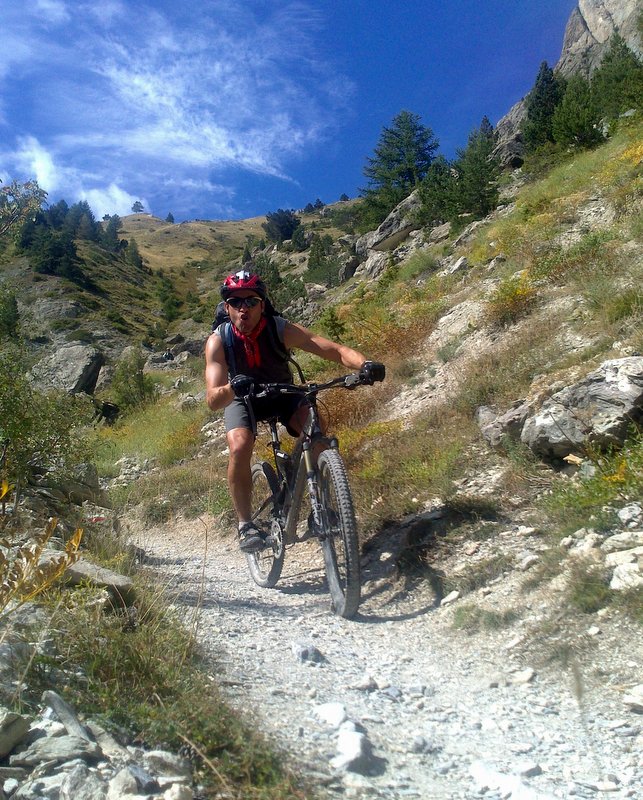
left=129, top=514, right=642, bottom=800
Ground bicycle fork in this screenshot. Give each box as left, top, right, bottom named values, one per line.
left=301, top=441, right=326, bottom=538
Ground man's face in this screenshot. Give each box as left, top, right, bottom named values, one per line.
left=225, top=291, right=264, bottom=334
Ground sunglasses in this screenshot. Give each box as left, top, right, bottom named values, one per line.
left=226, top=296, right=262, bottom=309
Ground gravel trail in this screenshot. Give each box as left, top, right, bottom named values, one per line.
left=131, top=516, right=642, bottom=800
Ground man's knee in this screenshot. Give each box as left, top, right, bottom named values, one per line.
left=227, top=428, right=255, bottom=462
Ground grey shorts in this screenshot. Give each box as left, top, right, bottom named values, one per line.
left=224, top=395, right=306, bottom=436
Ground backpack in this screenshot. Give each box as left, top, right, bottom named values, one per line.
left=212, top=300, right=305, bottom=382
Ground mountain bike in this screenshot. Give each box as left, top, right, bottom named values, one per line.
left=243, top=372, right=378, bottom=619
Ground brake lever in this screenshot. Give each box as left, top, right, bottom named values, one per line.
left=344, top=373, right=361, bottom=389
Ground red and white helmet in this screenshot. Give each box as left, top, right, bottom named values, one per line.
left=220, top=270, right=267, bottom=300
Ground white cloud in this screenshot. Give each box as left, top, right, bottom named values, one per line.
left=1, top=2, right=355, bottom=217
left=13, top=137, right=61, bottom=193
left=35, top=0, right=71, bottom=25
left=80, top=183, right=143, bottom=219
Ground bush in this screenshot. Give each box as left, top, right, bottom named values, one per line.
left=110, top=351, right=158, bottom=412
left=0, top=344, right=94, bottom=498
left=486, top=272, right=537, bottom=326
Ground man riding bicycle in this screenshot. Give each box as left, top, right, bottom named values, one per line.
left=205, top=270, right=385, bottom=553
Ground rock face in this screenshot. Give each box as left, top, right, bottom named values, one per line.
left=493, top=0, right=642, bottom=167
left=557, top=0, right=643, bottom=77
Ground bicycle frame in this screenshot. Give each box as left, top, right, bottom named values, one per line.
left=260, top=387, right=338, bottom=546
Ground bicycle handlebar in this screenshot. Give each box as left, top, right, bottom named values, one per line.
left=250, top=372, right=366, bottom=400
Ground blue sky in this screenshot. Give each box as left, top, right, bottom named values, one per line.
left=1, top=0, right=576, bottom=222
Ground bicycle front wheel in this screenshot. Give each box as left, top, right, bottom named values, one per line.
left=246, top=462, right=285, bottom=588
left=317, top=449, right=361, bottom=618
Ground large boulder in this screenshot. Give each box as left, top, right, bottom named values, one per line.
left=355, top=190, right=422, bottom=257
left=521, top=357, right=643, bottom=459
left=353, top=251, right=388, bottom=280
left=30, top=345, right=105, bottom=395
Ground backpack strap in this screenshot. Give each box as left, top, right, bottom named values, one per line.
left=267, top=317, right=306, bottom=383
left=220, top=321, right=237, bottom=379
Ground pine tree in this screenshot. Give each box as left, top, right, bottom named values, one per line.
left=0, top=288, right=19, bottom=339
left=552, top=75, right=603, bottom=148
left=132, top=201, right=145, bottom=213
left=417, top=156, right=459, bottom=226
left=262, top=209, right=300, bottom=244
left=454, top=117, right=500, bottom=218
left=165, top=212, right=175, bottom=223
left=361, top=110, right=439, bottom=224
left=127, top=238, right=143, bottom=268
left=522, top=62, right=567, bottom=150
left=591, top=33, right=643, bottom=119
left=102, top=215, right=122, bottom=252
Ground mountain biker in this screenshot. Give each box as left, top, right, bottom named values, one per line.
left=205, top=270, right=385, bottom=553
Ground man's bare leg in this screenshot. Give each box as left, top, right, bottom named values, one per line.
left=227, top=427, right=255, bottom=523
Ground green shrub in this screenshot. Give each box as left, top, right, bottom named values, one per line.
left=542, top=433, right=643, bottom=535
left=110, top=351, right=158, bottom=411
left=0, top=344, right=94, bottom=497
left=486, top=272, right=537, bottom=326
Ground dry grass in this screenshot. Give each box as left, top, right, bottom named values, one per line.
left=119, top=214, right=266, bottom=275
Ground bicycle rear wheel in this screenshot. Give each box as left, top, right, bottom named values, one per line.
left=317, top=449, right=361, bottom=618
left=246, top=462, right=285, bottom=588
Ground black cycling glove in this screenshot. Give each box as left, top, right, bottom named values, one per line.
left=359, top=361, right=386, bottom=385
left=230, top=374, right=255, bottom=398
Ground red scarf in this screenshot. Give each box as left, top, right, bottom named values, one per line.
left=232, top=316, right=267, bottom=369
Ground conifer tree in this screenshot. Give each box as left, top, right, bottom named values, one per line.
left=552, top=75, right=603, bottom=148
left=102, top=215, right=122, bottom=252
left=417, top=156, right=458, bottom=226
left=0, top=288, right=19, bottom=339
left=262, top=209, right=300, bottom=244
left=361, top=110, right=439, bottom=225
left=522, top=62, right=567, bottom=150
left=454, top=117, right=500, bottom=218
left=591, top=33, right=643, bottom=119
left=127, top=238, right=143, bottom=268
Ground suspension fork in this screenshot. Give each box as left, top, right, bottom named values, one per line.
left=302, top=440, right=325, bottom=533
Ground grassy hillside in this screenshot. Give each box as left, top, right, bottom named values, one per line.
left=119, top=213, right=266, bottom=274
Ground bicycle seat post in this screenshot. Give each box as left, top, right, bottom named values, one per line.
left=267, top=418, right=292, bottom=483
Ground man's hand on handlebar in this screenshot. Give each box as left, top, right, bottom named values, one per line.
left=359, top=361, right=386, bottom=385
left=230, top=374, right=255, bottom=398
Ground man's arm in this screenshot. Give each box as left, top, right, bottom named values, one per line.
left=204, top=332, right=235, bottom=411
left=283, top=321, right=367, bottom=371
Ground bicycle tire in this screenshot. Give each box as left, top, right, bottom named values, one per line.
left=246, top=462, right=285, bottom=588
left=316, top=449, right=361, bottom=618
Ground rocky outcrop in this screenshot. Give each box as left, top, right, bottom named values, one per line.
left=29, top=345, right=105, bottom=395
left=478, top=357, right=643, bottom=460
left=520, top=357, right=643, bottom=459
left=355, top=190, right=422, bottom=257
left=0, top=695, right=193, bottom=800
left=557, top=0, right=643, bottom=77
